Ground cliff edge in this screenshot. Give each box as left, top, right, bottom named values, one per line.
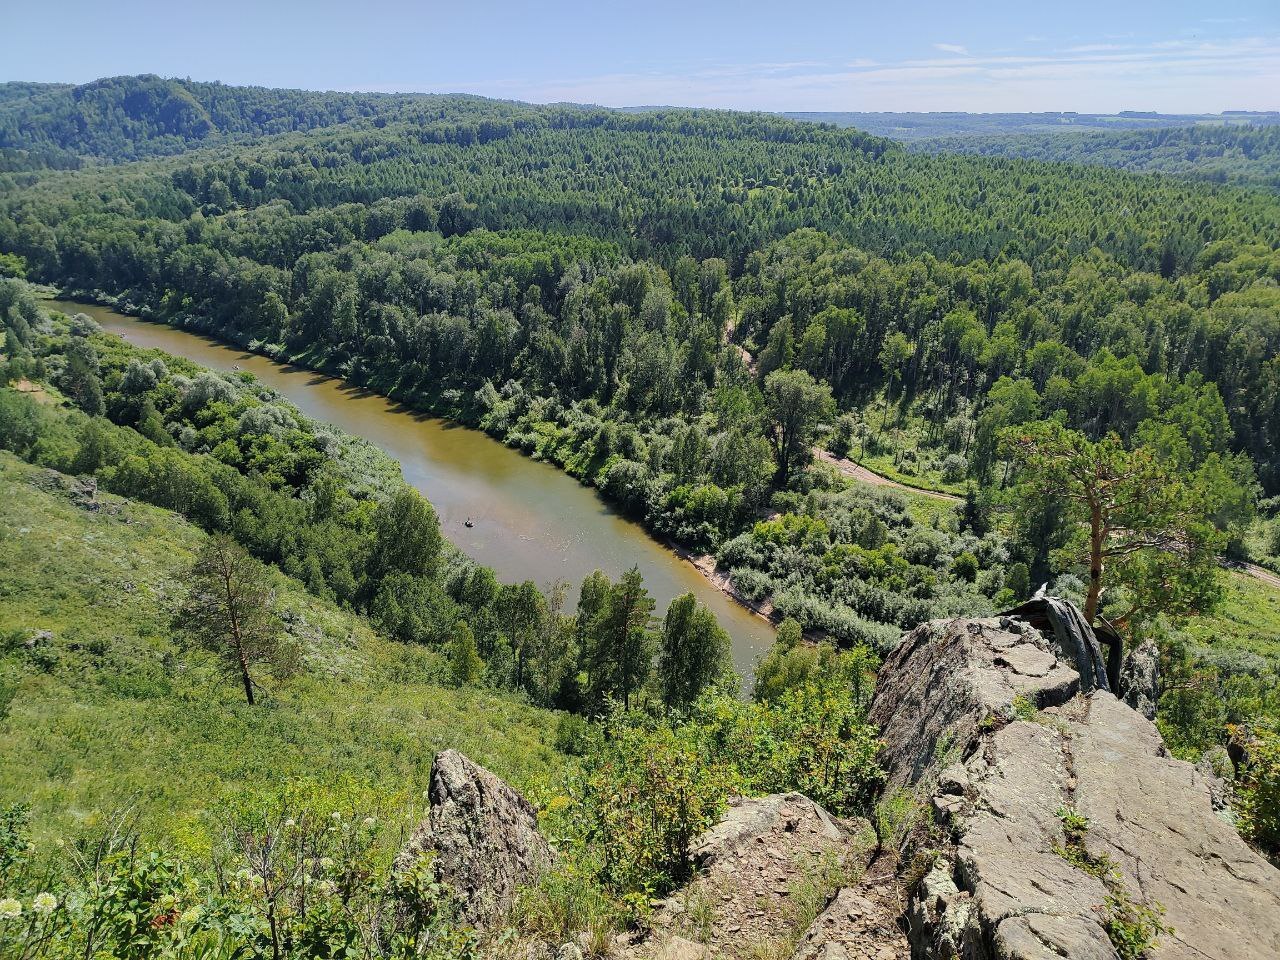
left=869, top=613, right=1280, bottom=960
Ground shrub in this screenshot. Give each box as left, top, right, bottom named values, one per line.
left=940, top=453, right=968, bottom=483
left=1235, top=723, right=1280, bottom=855
left=574, top=719, right=735, bottom=895
left=729, top=566, right=772, bottom=602
left=700, top=678, right=884, bottom=817
left=951, top=551, right=979, bottom=583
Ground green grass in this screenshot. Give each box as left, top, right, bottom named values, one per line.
left=0, top=452, right=565, bottom=852
left=1179, top=570, right=1280, bottom=665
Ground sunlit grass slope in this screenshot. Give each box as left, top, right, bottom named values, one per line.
left=0, top=451, right=564, bottom=848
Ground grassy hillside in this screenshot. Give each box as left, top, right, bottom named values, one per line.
left=1179, top=570, right=1280, bottom=666
left=0, top=451, right=564, bottom=850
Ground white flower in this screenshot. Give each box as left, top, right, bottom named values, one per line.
left=180, top=905, right=203, bottom=925
left=0, top=898, right=21, bottom=920
left=361, top=816, right=376, bottom=827
left=318, top=880, right=336, bottom=896
left=32, top=893, right=57, bottom=915
left=284, top=818, right=297, bottom=828
left=330, top=812, right=342, bottom=821
left=318, top=857, right=334, bottom=870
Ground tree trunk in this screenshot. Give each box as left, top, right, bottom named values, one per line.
left=1085, top=502, right=1104, bottom=623
left=239, top=651, right=256, bottom=706
left=223, top=568, right=256, bottom=705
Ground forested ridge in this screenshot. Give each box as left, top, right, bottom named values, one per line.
left=1, top=74, right=1280, bottom=920
left=0, top=75, right=439, bottom=167
left=914, top=124, right=1280, bottom=192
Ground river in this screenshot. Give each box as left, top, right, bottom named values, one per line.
left=51, top=300, right=777, bottom=676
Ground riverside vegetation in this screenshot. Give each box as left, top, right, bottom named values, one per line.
left=0, top=291, right=886, bottom=957
left=0, top=77, right=1279, bottom=955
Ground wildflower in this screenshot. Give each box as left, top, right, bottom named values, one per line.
left=284, top=818, right=297, bottom=828
left=32, top=893, right=57, bottom=915
left=180, top=905, right=203, bottom=925
left=362, top=816, right=376, bottom=827
left=330, top=812, right=342, bottom=821
left=0, top=898, right=21, bottom=920
left=318, top=856, right=334, bottom=870
left=318, top=880, right=336, bottom=896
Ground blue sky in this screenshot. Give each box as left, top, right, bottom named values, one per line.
left=6, top=0, right=1278, bottom=112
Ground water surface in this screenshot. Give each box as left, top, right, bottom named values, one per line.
left=53, top=300, right=776, bottom=675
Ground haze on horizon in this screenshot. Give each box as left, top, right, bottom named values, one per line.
left=5, top=0, right=1278, bottom=115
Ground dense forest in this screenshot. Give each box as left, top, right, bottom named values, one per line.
left=786, top=111, right=1280, bottom=191
left=0, top=75, right=435, bottom=167
left=785, top=109, right=1280, bottom=139
left=1, top=76, right=1279, bottom=957
left=915, top=124, right=1280, bottom=191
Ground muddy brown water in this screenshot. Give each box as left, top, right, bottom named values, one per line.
left=52, top=300, right=776, bottom=677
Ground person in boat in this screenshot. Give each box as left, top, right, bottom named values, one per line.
left=464, top=517, right=474, bottom=528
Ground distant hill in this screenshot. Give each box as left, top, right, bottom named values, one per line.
left=786, top=111, right=1280, bottom=191
left=913, top=124, right=1280, bottom=191
left=0, top=74, right=431, bottom=165
left=783, top=110, right=1280, bottom=140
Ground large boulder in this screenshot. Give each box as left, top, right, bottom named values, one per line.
left=870, top=615, right=1280, bottom=960
left=1118, top=639, right=1160, bottom=720
left=395, top=749, right=553, bottom=927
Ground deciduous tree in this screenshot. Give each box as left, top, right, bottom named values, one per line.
left=762, top=369, right=834, bottom=486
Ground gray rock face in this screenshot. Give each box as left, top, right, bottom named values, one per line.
left=1118, top=639, right=1160, bottom=719
left=395, top=749, right=552, bottom=927
left=870, top=616, right=1280, bottom=960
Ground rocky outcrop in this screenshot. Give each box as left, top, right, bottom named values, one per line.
left=395, top=749, right=553, bottom=927
left=870, top=615, right=1280, bottom=960
left=1118, top=639, right=1160, bottom=719
left=791, top=874, right=908, bottom=960
left=628, top=793, right=907, bottom=960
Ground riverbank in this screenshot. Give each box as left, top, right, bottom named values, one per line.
left=47, top=293, right=782, bottom=672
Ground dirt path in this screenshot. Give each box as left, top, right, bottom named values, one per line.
left=718, top=317, right=1280, bottom=599
left=814, top=449, right=963, bottom=503
left=1226, top=560, right=1280, bottom=592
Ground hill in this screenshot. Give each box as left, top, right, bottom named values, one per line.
left=913, top=124, right=1280, bottom=192
left=0, top=75, right=437, bottom=166
left=783, top=109, right=1280, bottom=140
left=0, top=450, right=564, bottom=847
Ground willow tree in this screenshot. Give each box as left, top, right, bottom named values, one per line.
left=1001, top=422, right=1223, bottom=631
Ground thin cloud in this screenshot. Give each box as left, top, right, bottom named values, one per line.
left=933, top=43, right=969, bottom=55
left=457, top=34, right=1280, bottom=114
left=1063, top=43, right=1131, bottom=53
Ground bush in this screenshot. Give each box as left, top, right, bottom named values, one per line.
left=940, top=453, right=968, bottom=483
left=1236, top=723, right=1280, bottom=855
left=574, top=719, right=735, bottom=895
left=702, top=682, right=884, bottom=817
left=729, top=566, right=772, bottom=602
left=951, top=550, right=979, bottom=583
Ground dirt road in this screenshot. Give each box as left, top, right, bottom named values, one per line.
left=814, top=449, right=963, bottom=503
